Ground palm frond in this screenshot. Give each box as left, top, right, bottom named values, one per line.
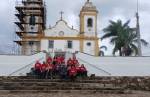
left=123, top=20, right=130, bottom=28
left=133, top=39, right=149, bottom=46
left=101, top=32, right=115, bottom=40
left=110, top=36, right=118, bottom=44
left=130, top=44, right=138, bottom=56
left=140, top=39, right=149, bottom=46
left=100, top=46, right=107, bottom=51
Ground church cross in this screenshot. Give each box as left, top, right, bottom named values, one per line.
left=60, top=11, right=64, bottom=20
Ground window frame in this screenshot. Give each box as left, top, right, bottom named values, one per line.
left=67, top=40, right=73, bottom=49
left=49, top=40, right=54, bottom=49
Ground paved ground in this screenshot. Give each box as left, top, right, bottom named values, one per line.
left=0, top=91, right=150, bottom=97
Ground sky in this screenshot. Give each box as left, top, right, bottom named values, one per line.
left=0, top=0, right=150, bottom=56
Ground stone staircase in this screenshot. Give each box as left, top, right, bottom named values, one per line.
left=0, top=76, right=127, bottom=94
left=0, top=76, right=150, bottom=95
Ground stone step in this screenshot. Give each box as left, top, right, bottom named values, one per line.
left=1, top=82, right=113, bottom=86
left=1, top=85, right=123, bottom=90
left=0, top=83, right=120, bottom=90
left=0, top=76, right=117, bottom=81
left=0, top=89, right=126, bottom=94
left=0, top=79, right=115, bottom=83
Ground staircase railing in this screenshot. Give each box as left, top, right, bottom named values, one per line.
left=77, top=57, right=111, bottom=76
left=8, top=57, right=44, bottom=76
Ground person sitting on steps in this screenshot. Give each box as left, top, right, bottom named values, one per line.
left=79, top=64, right=87, bottom=78
left=45, top=61, right=53, bottom=79
left=34, top=61, right=42, bottom=79
left=41, top=61, right=47, bottom=79
left=69, top=65, right=77, bottom=81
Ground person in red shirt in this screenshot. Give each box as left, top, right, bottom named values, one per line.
left=57, top=56, right=62, bottom=65
left=60, top=56, right=65, bottom=64
left=76, top=64, right=80, bottom=77
left=79, top=64, right=87, bottom=78
left=45, top=62, right=53, bottom=79
left=41, top=61, right=47, bottom=79
left=72, top=59, right=79, bottom=67
left=34, top=61, right=42, bottom=78
left=69, top=65, right=77, bottom=81
left=46, top=57, right=52, bottom=64
left=67, top=58, right=73, bottom=67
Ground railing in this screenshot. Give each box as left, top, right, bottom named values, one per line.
left=77, top=51, right=94, bottom=56
left=9, top=57, right=44, bottom=76
left=77, top=57, right=111, bottom=76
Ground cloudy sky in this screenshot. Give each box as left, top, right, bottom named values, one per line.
left=0, top=0, right=150, bottom=55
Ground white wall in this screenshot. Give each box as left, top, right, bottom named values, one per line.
left=41, top=39, right=80, bottom=53
left=83, top=40, right=95, bottom=55
left=76, top=52, right=150, bottom=76
left=0, top=52, right=46, bottom=76
left=41, top=39, right=49, bottom=51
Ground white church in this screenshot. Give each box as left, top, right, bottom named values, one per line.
left=15, top=0, right=99, bottom=56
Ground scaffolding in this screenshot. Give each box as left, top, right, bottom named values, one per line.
left=14, top=0, right=46, bottom=55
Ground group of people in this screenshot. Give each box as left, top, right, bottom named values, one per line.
left=32, top=55, right=87, bottom=80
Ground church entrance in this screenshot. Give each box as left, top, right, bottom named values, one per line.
left=54, top=51, right=66, bottom=57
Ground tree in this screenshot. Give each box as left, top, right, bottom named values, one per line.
left=101, top=19, right=148, bottom=56
left=122, top=29, right=148, bottom=56
left=99, top=46, right=107, bottom=56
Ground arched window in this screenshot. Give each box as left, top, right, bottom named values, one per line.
left=87, top=18, right=93, bottom=27
left=29, top=15, right=36, bottom=25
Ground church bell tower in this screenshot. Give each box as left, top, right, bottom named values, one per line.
left=80, top=0, right=98, bottom=37
left=79, top=0, right=99, bottom=56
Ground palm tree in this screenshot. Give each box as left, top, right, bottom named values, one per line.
left=101, top=19, right=148, bottom=56
left=122, top=29, right=148, bottom=56
left=99, top=46, right=107, bottom=56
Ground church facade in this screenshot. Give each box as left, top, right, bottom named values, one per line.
left=15, top=0, right=100, bottom=56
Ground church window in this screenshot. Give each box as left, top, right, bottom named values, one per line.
left=29, top=41, right=34, bottom=46
left=67, top=41, right=72, bottom=49
left=29, top=15, right=36, bottom=25
left=31, top=26, right=34, bottom=30
left=49, top=40, right=54, bottom=48
left=87, top=42, right=91, bottom=46
left=87, top=18, right=93, bottom=27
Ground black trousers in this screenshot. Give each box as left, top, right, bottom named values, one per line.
left=41, top=71, right=47, bottom=79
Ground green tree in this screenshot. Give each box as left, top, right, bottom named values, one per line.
left=101, top=19, right=148, bottom=56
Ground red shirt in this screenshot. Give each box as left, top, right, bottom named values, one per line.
left=57, top=57, right=62, bottom=64
left=47, top=63, right=53, bottom=70
left=41, top=63, right=47, bottom=72
left=69, top=67, right=77, bottom=76
left=76, top=66, right=80, bottom=72
left=67, top=59, right=73, bottom=66
left=60, top=56, right=65, bottom=63
left=47, top=57, right=52, bottom=63
left=79, top=66, right=87, bottom=72
left=73, top=59, right=78, bottom=65
left=34, top=62, right=41, bottom=70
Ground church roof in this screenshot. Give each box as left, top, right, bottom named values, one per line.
left=81, top=0, right=98, bottom=12
left=44, top=20, right=79, bottom=37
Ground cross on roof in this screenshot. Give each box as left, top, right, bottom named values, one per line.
left=60, top=11, right=64, bottom=20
